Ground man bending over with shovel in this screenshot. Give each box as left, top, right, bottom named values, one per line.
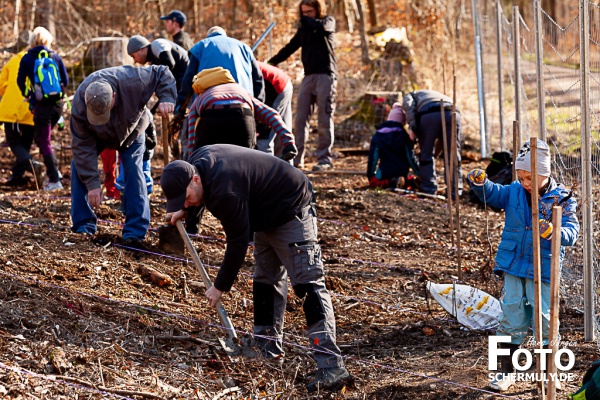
left=161, top=144, right=352, bottom=393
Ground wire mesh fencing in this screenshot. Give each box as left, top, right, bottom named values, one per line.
left=474, top=0, right=599, bottom=346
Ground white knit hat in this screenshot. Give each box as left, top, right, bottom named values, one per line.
left=515, top=138, right=551, bottom=177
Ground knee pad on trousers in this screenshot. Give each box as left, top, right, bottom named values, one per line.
left=292, top=283, right=326, bottom=326
left=253, top=281, right=275, bottom=326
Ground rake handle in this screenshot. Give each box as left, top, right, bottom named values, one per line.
left=174, top=219, right=238, bottom=340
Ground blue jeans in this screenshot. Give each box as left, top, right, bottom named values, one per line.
left=70, top=132, right=150, bottom=240
left=115, top=156, right=153, bottom=195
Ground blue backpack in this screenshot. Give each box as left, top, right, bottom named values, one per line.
left=33, top=50, right=62, bottom=100
left=570, top=360, right=600, bottom=400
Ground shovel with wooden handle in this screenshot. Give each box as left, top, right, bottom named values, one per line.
left=162, top=116, right=170, bottom=166
left=173, top=219, right=240, bottom=355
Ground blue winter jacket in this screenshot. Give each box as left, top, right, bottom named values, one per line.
left=176, top=31, right=264, bottom=110
left=471, top=178, right=579, bottom=283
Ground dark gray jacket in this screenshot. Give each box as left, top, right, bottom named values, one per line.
left=71, top=65, right=176, bottom=191
left=402, top=90, right=454, bottom=133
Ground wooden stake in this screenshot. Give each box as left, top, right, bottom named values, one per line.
left=530, top=137, right=545, bottom=399
left=441, top=101, right=455, bottom=247
left=162, top=116, right=170, bottom=166
left=547, top=206, right=562, bottom=400
left=512, top=120, right=519, bottom=181
left=451, top=109, right=462, bottom=281
left=451, top=74, right=462, bottom=280
left=442, top=64, right=447, bottom=95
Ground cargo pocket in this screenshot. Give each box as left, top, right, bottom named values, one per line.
left=496, top=240, right=517, bottom=266
left=290, top=242, right=323, bottom=283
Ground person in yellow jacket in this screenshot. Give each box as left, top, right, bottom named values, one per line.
left=0, top=47, right=44, bottom=187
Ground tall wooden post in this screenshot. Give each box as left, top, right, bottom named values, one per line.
left=530, top=137, right=545, bottom=399
left=547, top=206, right=562, bottom=400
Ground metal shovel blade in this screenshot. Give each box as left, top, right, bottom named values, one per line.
left=158, top=224, right=185, bottom=255
left=218, top=337, right=241, bottom=356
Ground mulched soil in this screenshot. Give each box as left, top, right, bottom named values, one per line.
left=0, top=128, right=597, bottom=400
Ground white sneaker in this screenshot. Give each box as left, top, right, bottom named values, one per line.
left=489, top=373, right=515, bottom=391
left=44, top=181, right=63, bottom=191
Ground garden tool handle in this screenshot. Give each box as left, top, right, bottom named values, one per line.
left=162, top=116, right=170, bottom=166
left=174, top=219, right=238, bottom=340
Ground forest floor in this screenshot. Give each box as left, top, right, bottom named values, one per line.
left=0, top=22, right=598, bottom=400
left=0, top=126, right=597, bottom=399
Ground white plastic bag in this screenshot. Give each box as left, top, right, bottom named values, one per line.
left=426, top=282, right=501, bottom=330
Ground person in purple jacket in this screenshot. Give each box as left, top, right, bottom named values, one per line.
left=17, top=26, right=69, bottom=190
left=366, top=103, right=419, bottom=189
left=161, top=145, right=352, bottom=393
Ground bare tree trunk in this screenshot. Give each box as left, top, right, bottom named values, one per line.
left=46, top=0, right=56, bottom=40
left=194, top=0, right=201, bottom=35
left=356, top=0, right=369, bottom=64
left=365, top=0, right=377, bottom=27
left=29, top=0, right=37, bottom=30
left=343, top=0, right=354, bottom=32
left=232, top=0, right=238, bottom=30
left=455, top=0, right=464, bottom=41
left=14, top=0, right=21, bottom=42
left=157, top=0, right=165, bottom=20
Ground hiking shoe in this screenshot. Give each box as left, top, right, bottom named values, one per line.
left=31, top=161, right=45, bottom=188
left=5, top=175, right=29, bottom=187
left=312, top=163, right=333, bottom=172
left=122, top=237, right=151, bottom=251
left=44, top=181, right=63, bottom=191
left=306, top=367, right=352, bottom=393
left=489, top=373, right=515, bottom=392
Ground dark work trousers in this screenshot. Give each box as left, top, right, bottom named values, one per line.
left=5, top=122, right=35, bottom=178
left=417, top=110, right=462, bottom=196
left=33, top=98, right=63, bottom=183
left=253, top=205, right=344, bottom=369
left=185, top=106, right=256, bottom=234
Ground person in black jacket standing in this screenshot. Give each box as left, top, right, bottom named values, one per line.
left=161, top=145, right=352, bottom=393
left=159, top=10, right=194, bottom=51
left=268, top=0, right=337, bottom=171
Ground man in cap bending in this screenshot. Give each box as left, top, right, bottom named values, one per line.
left=161, top=144, right=352, bottom=393
left=127, top=35, right=189, bottom=91
left=70, top=65, right=176, bottom=247
left=159, top=9, right=194, bottom=51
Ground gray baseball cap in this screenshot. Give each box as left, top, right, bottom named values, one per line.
left=127, top=35, right=151, bottom=55
left=85, top=80, right=113, bottom=126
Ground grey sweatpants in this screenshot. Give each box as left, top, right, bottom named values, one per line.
left=256, top=80, right=293, bottom=158
left=293, top=74, right=337, bottom=168
left=418, top=111, right=462, bottom=195
left=253, top=205, right=344, bottom=369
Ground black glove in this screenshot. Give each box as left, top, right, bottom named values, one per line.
left=281, top=143, right=298, bottom=161
left=145, top=123, right=157, bottom=151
